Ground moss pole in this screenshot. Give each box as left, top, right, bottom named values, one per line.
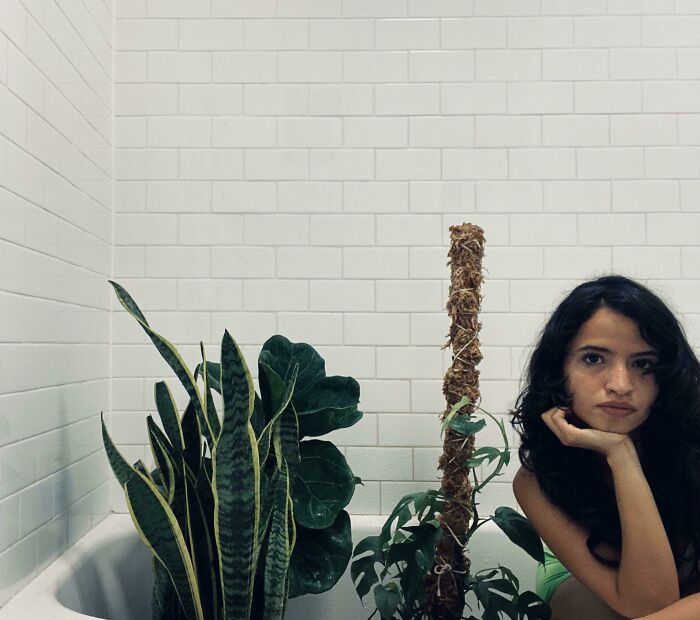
left=425, top=223, right=485, bottom=620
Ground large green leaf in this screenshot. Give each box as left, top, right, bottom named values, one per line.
left=124, top=469, right=203, bottom=620
left=294, top=376, right=362, bottom=437
left=288, top=509, right=352, bottom=597
left=213, top=330, right=260, bottom=620
left=260, top=337, right=362, bottom=438
left=292, top=440, right=354, bottom=529
left=298, top=404, right=363, bottom=439
left=197, top=343, right=361, bottom=441
left=259, top=335, right=325, bottom=390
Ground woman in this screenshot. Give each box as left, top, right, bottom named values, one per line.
left=509, top=274, right=700, bottom=620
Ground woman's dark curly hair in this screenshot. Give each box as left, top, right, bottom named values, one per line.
left=509, top=274, right=700, bottom=592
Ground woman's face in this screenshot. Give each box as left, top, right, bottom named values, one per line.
left=562, top=307, right=660, bottom=441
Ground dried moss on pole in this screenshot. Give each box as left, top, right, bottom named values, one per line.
left=425, top=223, right=485, bottom=620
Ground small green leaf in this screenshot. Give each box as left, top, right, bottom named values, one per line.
left=492, top=506, right=545, bottom=564
left=447, top=416, right=486, bottom=437
left=374, top=582, right=401, bottom=620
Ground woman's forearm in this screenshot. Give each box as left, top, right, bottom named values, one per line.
left=607, top=439, right=680, bottom=616
left=635, top=592, right=700, bottom=620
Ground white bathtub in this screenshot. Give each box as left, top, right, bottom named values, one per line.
left=0, top=513, right=538, bottom=619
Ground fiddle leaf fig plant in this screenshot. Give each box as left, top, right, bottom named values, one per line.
left=351, top=395, right=551, bottom=620
left=101, top=280, right=363, bottom=619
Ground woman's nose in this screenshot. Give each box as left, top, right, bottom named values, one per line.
left=605, top=363, right=634, bottom=393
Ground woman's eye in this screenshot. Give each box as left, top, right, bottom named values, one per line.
left=582, top=354, right=656, bottom=372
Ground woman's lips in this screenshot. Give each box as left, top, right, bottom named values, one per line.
left=599, top=405, right=634, bottom=417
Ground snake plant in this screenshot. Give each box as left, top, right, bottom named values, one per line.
left=102, top=280, right=363, bottom=620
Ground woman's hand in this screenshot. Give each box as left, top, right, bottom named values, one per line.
left=541, top=406, right=632, bottom=457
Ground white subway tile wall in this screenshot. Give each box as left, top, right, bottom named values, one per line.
left=0, top=0, right=113, bottom=607
left=109, top=3, right=700, bottom=523
left=4, top=0, right=700, bottom=608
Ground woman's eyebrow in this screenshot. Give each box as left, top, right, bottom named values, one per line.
left=575, top=345, right=659, bottom=357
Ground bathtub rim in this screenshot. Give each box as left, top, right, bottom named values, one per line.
left=0, top=512, right=512, bottom=619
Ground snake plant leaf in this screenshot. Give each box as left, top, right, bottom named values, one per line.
left=150, top=468, right=167, bottom=496
left=147, top=418, right=175, bottom=502
left=205, top=380, right=221, bottom=443
left=181, top=400, right=202, bottom=479
left=294, top=376, right=362, bottom=438
left=194, top=360, right=221, bottom=394
left=288, top=486, right=297, bottom=553
left=200, top=346, right=222, bottom=442
left=124, top=469, right=204, bottom=620
left=258, top=360, right=290, bottom=428
left=258, top=362, right=298, bottom=467
left=184, top=465, right=218, bottom=620
left=100, top=412, right=135, bottom=487
left=195, top=362, right=290, bottom=437
left=263, top=459, right=293, bottom=620
left=252, top=392, right=265, bottom=440
left=134, top=460, right=154, bottom=484
left=149, top=424, right=190, bottom=546
left=283, top=575, right=291, bottom=617
left=288, top=509, right=352, bottom=597
left=194, top=458, right=219, bottom=613
left=109, top=280, right=211, bottom=450
left=292, top=439, right=355, bottom=529
left=282, top=505, right=294, bottom=617
left=258, top=415, right=274, bottom=471
left=154, top=382, right=185, bottom=456
left=257, top=465, right=278, bottom=549
left=151, top=556, right=180, bottom=620
left=279, top=399, right=300, bottom=469
left=146, top=416, right=178, bottom=468
left=213, top=329, right=260, bottom=620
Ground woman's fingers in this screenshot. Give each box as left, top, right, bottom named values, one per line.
left=542, top=407, right=574, bottom=446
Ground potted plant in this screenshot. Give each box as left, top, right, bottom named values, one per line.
left=101, top=280, right=363, bottom=619
left=351, top=395, right=551, bottom=620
